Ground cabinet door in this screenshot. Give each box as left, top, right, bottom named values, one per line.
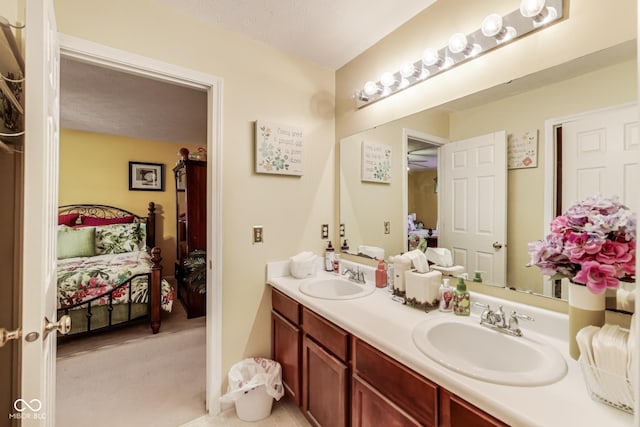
left=272, top=310, right=301, bottom=406
left=352, top=375, right=421, bottom=427
left=302, top=335, right=349, bottom=427
left=439, top=389, right=509, bottom=427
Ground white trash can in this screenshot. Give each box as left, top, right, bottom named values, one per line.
left=235, top=384, right=274, bottom=422
left=219, top=358, right=284, bottom=422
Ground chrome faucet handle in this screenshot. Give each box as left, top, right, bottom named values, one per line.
left=473, top=303, right=493, bottom=323
left=507, top=311, right=534, bottom=336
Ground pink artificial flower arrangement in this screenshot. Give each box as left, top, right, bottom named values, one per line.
left=528, top=195, right=636, bottom=294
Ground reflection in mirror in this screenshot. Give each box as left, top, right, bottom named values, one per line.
left=407, top=137, right=440, bottom=253
left=339, top=40, right=637, bottom=313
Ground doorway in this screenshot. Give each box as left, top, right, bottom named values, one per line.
left=402, top=128, right=446, bottom=253
left=57, top=34, right=223, bottom=414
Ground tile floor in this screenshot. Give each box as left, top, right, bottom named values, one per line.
left=182, top=398, right=310, bottom=427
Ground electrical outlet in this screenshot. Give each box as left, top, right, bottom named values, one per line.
left=384, top=221, right=390, bottom=234
left=339, top=224, right=345, bottom=237
left=253, top=226, right=263, bottom=244
left=321, top=224, right=329, bottom=239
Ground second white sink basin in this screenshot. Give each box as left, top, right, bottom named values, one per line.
left=412, top=315, right=567, bottom=386
left=299, top=277, right=375, bottom=300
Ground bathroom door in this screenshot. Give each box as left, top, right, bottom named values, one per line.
left=20, top=1, right=61, bottom=425
left=561, top=104, right=639, bottom=212
left=439, top=131, right=507, bottom=286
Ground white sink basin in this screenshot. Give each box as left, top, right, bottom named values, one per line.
left=299, top=277, right=375, bottom=300
left=412, top=315, right=567, bottom=386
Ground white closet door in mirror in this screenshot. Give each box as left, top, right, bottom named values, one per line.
left=562, top=104, right=639, bottom=212
left=440, top=131, right=507, bottom=286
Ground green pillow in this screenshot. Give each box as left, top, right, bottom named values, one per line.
left=57, top=227, right=96, bottom=259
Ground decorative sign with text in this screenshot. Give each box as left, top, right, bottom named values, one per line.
left=361, top=141, right=392, bottom=183
left=255, top=120, right=304, bottom=176
left=508, top=130, right=538, bottom=169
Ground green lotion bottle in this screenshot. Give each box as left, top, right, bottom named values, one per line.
left=452, top=276, right=470, bottom=316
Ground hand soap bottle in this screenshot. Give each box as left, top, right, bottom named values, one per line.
left=438, top=278, right=453, bottom=312
left=452, top=276, right=470, bottom=316
left=375, top=259, right=387, bottom=288
left=325, top=241, right=335, bottom=272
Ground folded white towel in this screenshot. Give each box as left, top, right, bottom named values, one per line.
left=358, top=245, right=385, bottom=260
left=291, top=251, right=315, bottom=262
left=405, top=249, right=429, bottom=273
left=290, top=252, right=317, bottom=279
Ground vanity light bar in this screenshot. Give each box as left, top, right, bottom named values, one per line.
left=353, top=0, right=564, bottom=108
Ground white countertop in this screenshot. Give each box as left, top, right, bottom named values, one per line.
left=267, top=260, right=634, bottom=427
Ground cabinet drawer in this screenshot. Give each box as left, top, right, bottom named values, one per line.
left=353, top=338, right=437, bottom=427
left=302, top=307, right=349, bottom=362
left=272, top=288, right=300, bottom=325
left=439, top=389, right=509, bottom=427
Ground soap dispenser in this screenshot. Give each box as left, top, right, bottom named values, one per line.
left=438, top=278, right=453, bottom=312
left=452, top=276, right=470, bottom=316
left=324, top=241, right=335, bottom=272
left=375, top=259, right=387, bottom=288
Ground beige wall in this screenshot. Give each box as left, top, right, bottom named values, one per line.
left=53, top=0, right=335, bottom=388
left=58, top=128, right=204, bottom=271
left=408, top=169, right=438, bottom=230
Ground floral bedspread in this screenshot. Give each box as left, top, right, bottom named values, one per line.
left=57, top=251, right=174, bottom=311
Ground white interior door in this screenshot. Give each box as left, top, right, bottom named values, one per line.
left=439, top=131, right=507, bottom=286
left=20, top=1, right=60, bottom=425
left=561, top=104, right=639, bottom=212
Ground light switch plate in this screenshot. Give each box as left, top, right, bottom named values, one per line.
left=253, top=226, right=263, bottom=243
left=321, top=224, right=329, bottom=239
left=384, top=221, right=390, bottom=234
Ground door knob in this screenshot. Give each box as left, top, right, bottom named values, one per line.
left=0, top=327, right=22, bottom=348
left=492, top=241, right=503, bottom=250
left=44, top=315, right=72, bottom=337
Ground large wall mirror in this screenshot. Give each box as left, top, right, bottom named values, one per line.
left=339, top=40, right=637, bottom=313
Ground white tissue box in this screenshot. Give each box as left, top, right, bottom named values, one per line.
left=290, top=255, right=317, bottom=279
left=405, top=270, right=442, bottom=305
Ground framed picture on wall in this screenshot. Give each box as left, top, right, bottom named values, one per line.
left=129, top=161, right=165, bottom=191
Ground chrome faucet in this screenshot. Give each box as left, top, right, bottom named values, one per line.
left=474, top=303, right=533, bottom=337
left=342, top=266, right=366, bottom=284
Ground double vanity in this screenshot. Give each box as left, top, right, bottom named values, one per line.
left=267, top=259, right=634, bottom=426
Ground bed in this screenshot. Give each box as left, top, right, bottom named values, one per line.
left=56, top=203, right=174, bottom=336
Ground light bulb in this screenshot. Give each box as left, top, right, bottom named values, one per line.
left=400, top=63, right=416, bottom=78
left=448, top=33, right=468, bottom=54
left=363, top=81, right=379, bottom=96
left=520, top=0, right=545, bottom=18
left=422, top=48, right=441, bottom=67
left=481, top=14, right=503, bottom=37
left=380, top=71, right=396, bottom=88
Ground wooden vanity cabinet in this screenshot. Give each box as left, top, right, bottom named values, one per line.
left=352, top=337, right=437, bottom=427
left=270, top=288, right=509, bottom=427
left=301, top=307, right=350, bottom=427
left=271, top=289, right=302, bottom=405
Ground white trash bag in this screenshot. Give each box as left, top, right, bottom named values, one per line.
left=220, top=358, right=285, bottom=421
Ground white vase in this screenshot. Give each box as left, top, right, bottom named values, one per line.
left=568, top=281, right=605, bottom=360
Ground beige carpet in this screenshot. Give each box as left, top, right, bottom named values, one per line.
left=56, top=302, right=207, bottom=427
